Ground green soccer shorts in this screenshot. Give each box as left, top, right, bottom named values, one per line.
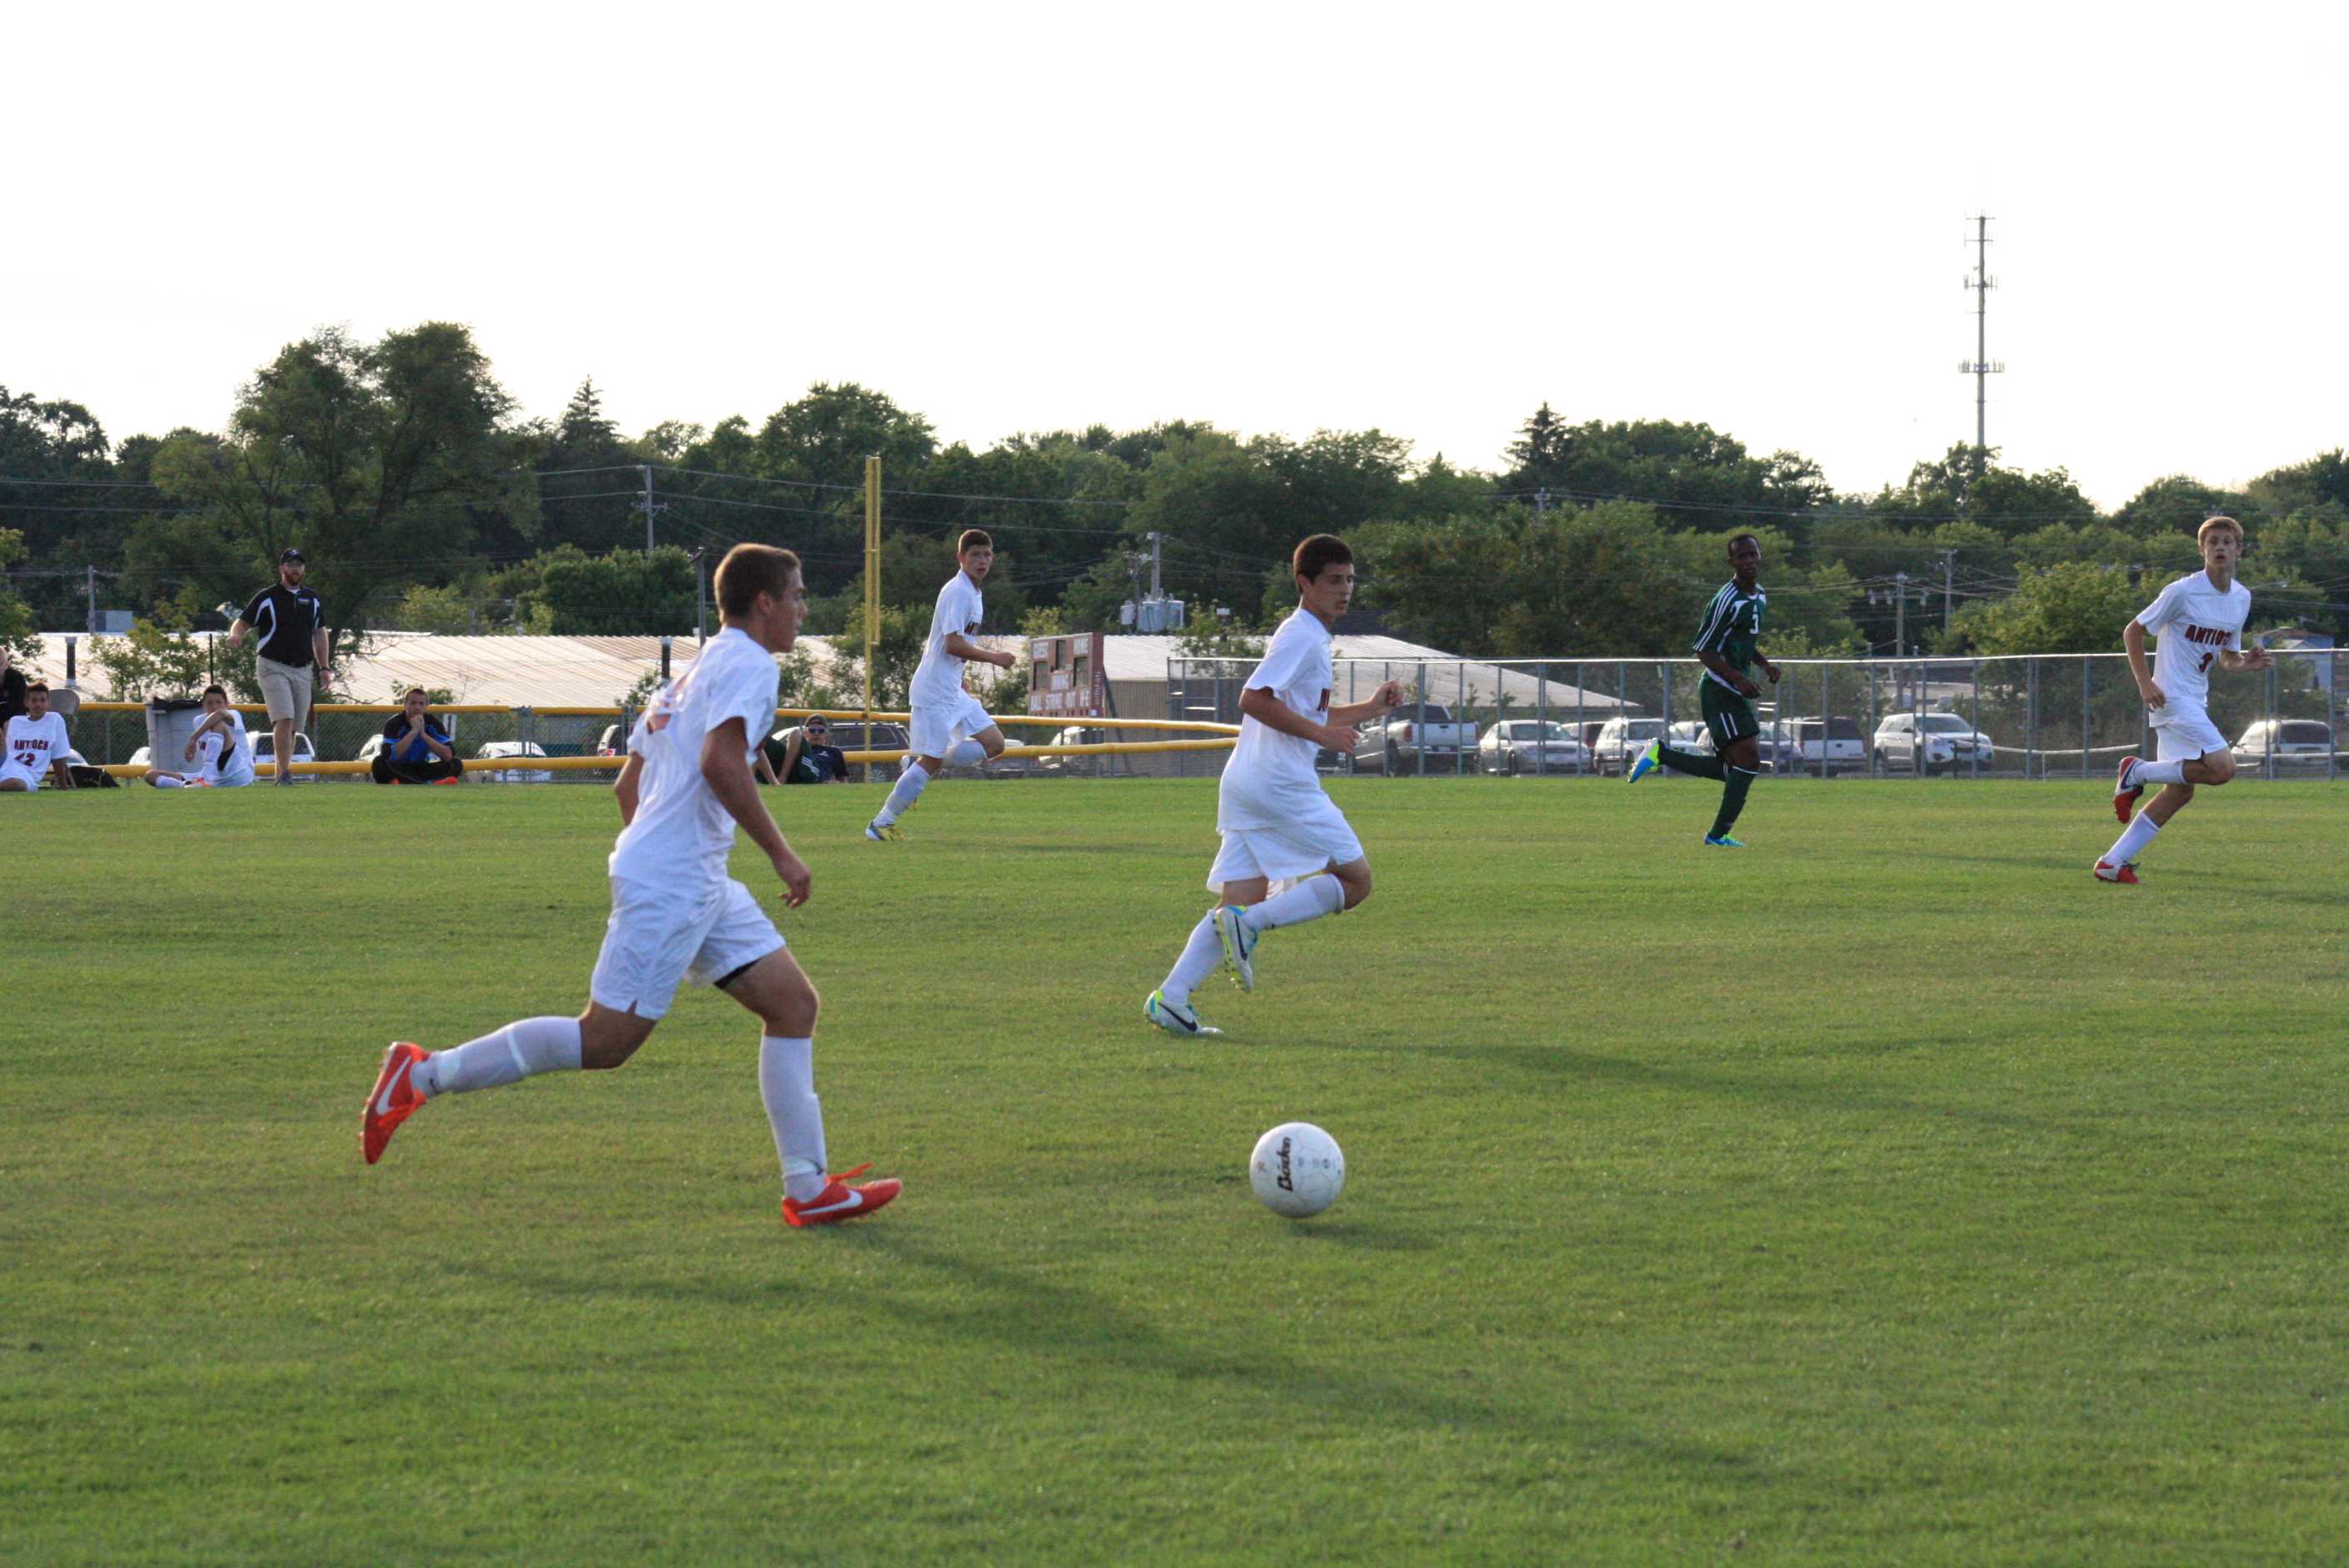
left=1700, top=679, right=1758, bottom=751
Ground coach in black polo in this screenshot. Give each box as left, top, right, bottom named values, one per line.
left=229, top=547, right=330, bottom=786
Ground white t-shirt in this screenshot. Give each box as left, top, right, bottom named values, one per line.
left=191, top=711, right=255, bottom=787
left=608, top=627, right=781, bottom=887
left=3, top=712, right=71, bottom=786
left=910, top=571, right=985, bottom=706
left=1218, top=609, right=1335, bottom=831
left=2135, top=570, right=2251, bottom=718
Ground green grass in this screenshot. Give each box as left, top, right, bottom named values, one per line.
left=7, top=776, right=2347, bottom=1564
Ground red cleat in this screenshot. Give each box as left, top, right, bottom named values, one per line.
left=2113, top=755, right=2144, bottom=822
left=2093, top=859, right=2140, bottom=885
left=781, top=1163, right=902, bottom=1228
left=361, top=1043, right=430, bottom=1164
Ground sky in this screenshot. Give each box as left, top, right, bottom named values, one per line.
left=8, top=2, right=2345, bottom=510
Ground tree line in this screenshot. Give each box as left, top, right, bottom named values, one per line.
left=5, top=323, right=2346, bottom=680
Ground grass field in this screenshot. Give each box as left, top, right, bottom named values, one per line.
left=9, top=776, right=2348, bottom=1564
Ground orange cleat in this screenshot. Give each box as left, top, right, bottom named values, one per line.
left=781, top=1163, right=902, bottom=1227
left=361, top=1043, right=430, bottom=1164
left=2093, top=859, right=2140, bottom=885
left=2113, top=755, right=2144, bottom=822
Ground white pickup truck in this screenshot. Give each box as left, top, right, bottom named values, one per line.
left=1351, top=702, right=1480, bottom=775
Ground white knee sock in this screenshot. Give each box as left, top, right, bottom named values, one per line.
left=149, top=774, right=188, bottom=789
left=2130, top=758, right=2187, bottom=787
left=874, top=761, right=929, bottom=826
left=1160, top=912, right=1225, bottom=1007
left=1241, top=876, right=1345, bottom=934
left=759, top=1036, right=828, bottom=1201
left=945, top=738, right=988, bottom=767
left=418, top=1016, right=583, bottom=1097
left=2104, top=814, right=2160, bottom=867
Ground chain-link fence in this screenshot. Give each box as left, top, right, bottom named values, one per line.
left=64, top=705, right=631, bottom=783
left=1172, top=651, right=2345, bottom=781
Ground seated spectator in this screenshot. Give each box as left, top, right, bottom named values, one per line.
left=1, top=682, right=74, bottom=792
left=147, top=685, right=257, bottom=788
left=0, top=646, right=27, bottom=730
left=757, top=716, right=848, bottom=785
left=373, top=687, right=465, bottom=784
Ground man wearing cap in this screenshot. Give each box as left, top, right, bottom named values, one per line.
left=229, top=548, right=330, bottom=786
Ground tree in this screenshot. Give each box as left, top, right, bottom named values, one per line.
left=2114, top=475, right=2252, bottom=539
left=0, top=527, right=39, bottom=658
left=1500, top=413, right=1831, bottom=525
left=514, top=545, right=699, bottom=635
left=1941, top=561, right=2141, bottom=656
left=148, top=324, right=540, bottom=636
left=528, top=377, right=636, bottom=556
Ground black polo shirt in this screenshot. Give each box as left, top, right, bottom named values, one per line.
left=243, top=585, right=324, bottom=666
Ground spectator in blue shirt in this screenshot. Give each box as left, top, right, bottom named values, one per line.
left=372, top=687, right=465, bottom=784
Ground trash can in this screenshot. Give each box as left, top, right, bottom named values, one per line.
left=145, top=698, right=205, bottom=771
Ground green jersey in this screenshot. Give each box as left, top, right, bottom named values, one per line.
left=1693, top=578, right=1766, bottom=689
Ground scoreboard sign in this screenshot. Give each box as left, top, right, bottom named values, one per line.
left=1028, top=631, right=1107, bottom=718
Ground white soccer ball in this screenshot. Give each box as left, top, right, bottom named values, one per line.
left=1250, top=1122, right=1345, bottom=1219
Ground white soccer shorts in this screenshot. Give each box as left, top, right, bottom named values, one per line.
left=589, top=875, right=786, bottom=1021
left=909, top=690, right=993, bottom=760
left=1208, top=797, right=1366, bottom=895
left=2153, top=706, right=2226, bottom=763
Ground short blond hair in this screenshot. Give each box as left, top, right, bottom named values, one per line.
left=2197, top=515, right=2244, bottom=546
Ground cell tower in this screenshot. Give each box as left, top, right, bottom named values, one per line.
left=1958, top=215, right=2004, bottom=454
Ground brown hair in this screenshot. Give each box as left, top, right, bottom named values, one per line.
left=1292, top=534, right=1353, bottom=584
left=26, top=681, right=48, bottom=696
left=958, top=530, right=993, bottom=555
left=2197, top=515, right=2244, bottom=545
left=714, top=544, right=802, bottom=619
left=203, top=684, right=228, bottom=701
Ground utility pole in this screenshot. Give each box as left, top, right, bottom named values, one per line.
left=87, top=564, right=98, bottom=634
left=1147, top=531, right=1164, bottom=600
left=1894, top=570, right=1909, bottom=659
left=638, top=465, right=661, bottom=552
left=1940, top=548, right=1956, bottom=634
left=692, top=548, right=708, bottom=644
left=1959, top=215, right=2004, bottom=456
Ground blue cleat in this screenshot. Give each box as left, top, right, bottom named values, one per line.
left=1213, top=906, right=1258, bottom=992
left=1626, top=740, right=1661, bottom=783
left=864, top=818, right=902, bottom=842
left=1703, top=833, right=1747, bottom=848
left=1144, top=989, right=1221, bottom=1038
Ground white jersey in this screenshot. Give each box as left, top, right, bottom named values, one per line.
left=2135, top=570, right=2251, bottom=718
left=189, top=711, right=254, bottom=786
left=910, top=571, right=985, bottom=706
left=3, top=712, right=70, bottom=787
left=1218, top=609, right=1335, bottom=832
left=608, top=627, right=781, bottom=887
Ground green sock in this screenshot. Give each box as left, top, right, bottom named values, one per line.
left=1657, top=745, right=1724, bottom=781
left=1710, top=765, right=1758, bottom=838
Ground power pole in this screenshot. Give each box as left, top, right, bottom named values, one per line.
left=638, top=465, right=662, bottom=551
left=1894, top=570, right=1909, bottom=659
left=1940, top=549, right=1956, bottom=634
left=1147, top=531, right=1164, bottom=600
left=87, top=564, right=98, bottom=633
left=1959, top=215, right=2004, bottom=456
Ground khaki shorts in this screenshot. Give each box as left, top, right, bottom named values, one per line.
left=257, top=657, right=314, bottom=723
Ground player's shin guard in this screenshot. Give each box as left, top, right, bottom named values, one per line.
left=2104, top=812, right=2160, bottom=867
left=1658, top=745, right=1726, bottom=781
left=874, top=761, right=928, bottom=827
left=759, top=1035, right=828, bottom=1204
left=420, top=1016, right=583, bottom=1097
left=1711, top=766, right=1758, bottom=840
left=1160, top=912, right=1225, bottom=1008
left=1241, top=875, right=1345, bottom=933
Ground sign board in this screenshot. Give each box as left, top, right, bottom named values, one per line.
left=1027, top=632, right=1107, bottom=718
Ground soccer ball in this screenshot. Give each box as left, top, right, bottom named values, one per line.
left=1250, top=1122, right=1345, bottom=1219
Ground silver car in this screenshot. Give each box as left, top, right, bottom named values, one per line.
left=1477, top=720, right=1588, bottom=776
left=2231, top=718, right=2335, bottom=773
left=1873, top=711, right=1996, bottom=775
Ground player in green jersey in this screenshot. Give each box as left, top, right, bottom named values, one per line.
left=1627, top=533, right=1780, bottom=846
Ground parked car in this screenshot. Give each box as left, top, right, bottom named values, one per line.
left=1478, top=720, right=1588, bottom=776
left=1665, top=720, right=1712, bottom=753
left=1592, top=716, right=1667, bottom=776
left=1353, top=702, right=1480, bottom=775
left=1872, top=711, right=1996, bottom=775
left=597, top=722, right=626, bottom=756
left=248, top=730, right=319, bottom=782
left=475, top=740, right=554, bottom=783
left=823, top=721, right=911, bottom=781
left=2231, top=718, right=2335, bottom=771
left=1769, top=716, right=1868, bottom=776
left=1036, top=726, right=1110, bottom=776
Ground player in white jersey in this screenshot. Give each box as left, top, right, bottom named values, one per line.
left=361, top=545, right=900, bottom=1227
left=0, top=681, right=74, bottom=792
left=2098, top=515, right=2270, bottom=883
left=144, top=685, right=255, bottom=787
left=1144, top=535, right=1401, bottom=1037
left=866, top=529, right=1019, bottom=841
